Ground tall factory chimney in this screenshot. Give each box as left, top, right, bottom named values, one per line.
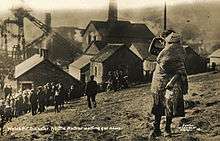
left=40, top=36, right=51, bottom=60
left=40, top=13, right=52, bottom=59
left=108, top=0, right=118, bottom=22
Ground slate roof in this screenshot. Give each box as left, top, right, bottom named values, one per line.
left=91, top=44, right=124, bottom=63
left=209, top=49, right=220, bottom=58
left=129, top=24, right=155, bottom=39
left=95, top=41, right=108, bottom=50
left=84, top=41, right=107, bottom=55
left=70, top=55, right=94, bottom=69
left=14, top=54, right=44, bottom=79
left=85, top=20, right=155, bottom=40
left=183, top=46, right=201, bottom=58
left=15, top=54, right=80, bottom=81
left=130, top=43, right=156, bottom=61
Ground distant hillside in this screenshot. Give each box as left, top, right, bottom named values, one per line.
left=121, top=2, right=220, bottom=55
left=46, top=1, right=220, bottom=55
left=1, top=1, right=219, bottom=56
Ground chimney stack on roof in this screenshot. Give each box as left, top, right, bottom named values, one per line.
left=45, top=13, right=51, bottom=32
left=40, top=35, right=52, bottom=59
left=108, top=0, right=118, bottom=22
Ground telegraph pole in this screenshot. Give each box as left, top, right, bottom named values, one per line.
left=164, top=0, right=167, bottom=31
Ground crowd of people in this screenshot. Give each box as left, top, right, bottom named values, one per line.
left=3, top=85, right=12, bottom=100
left=0, top=82, right=80, bottom=125
left=0, top=70, right=130, bottom=125
left=0, top=74, right=5, bottom=91
left=0, top=76, right=99, bottom=135
left=105, top=70, right=128, bottom=92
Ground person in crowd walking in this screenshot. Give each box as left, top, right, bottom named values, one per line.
left=106, top=71, right=113, bottom=92
left=23, top=91, right=30, bottom=114
left=4, top=104, right=12, bottom=122
left=10, top=97, right=15, bottom=117
left=15, top=95, right=23, bottom=117
left=0, top=74, right=5, bottom=90
left=112, top=71, right=118, bottom=92
left=54, top=90, right=60, bottom=113
left=68, top=85, right=75, bottom=101
left=85, top=75, right=98, bottom=109
left=0, top=100, right=5, bottom=119
left=43, top=84, right=49, bottom=107
left=3, top=85, right=10, bottom=100
left=37, top=86, right=45, bottom=113
left=8, top=85, right=12, bottom=99
left=0, top=115, right=6, bottom=135
left=49, top=82, right=56, bottom=106
left=46, top=83, right=53, bottom=106
left=57, top=83, right=65, bottom=108
left=30, top=89, right=38, bottom=116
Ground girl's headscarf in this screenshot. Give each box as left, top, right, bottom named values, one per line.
left=157, top=32, right=186, bottom=75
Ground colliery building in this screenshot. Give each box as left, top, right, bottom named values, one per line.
left=0, top=0, right=211, bottom=97
left=184, top=45, right=208, bottom=74
left=11, top=0, right=209, bottom=91
left=89, top=44, right=143, bottom=84
left=69, top=0, right=156, bottom=84
left=209, top=49, right=220, bottom=70
left=14, top=50, right=80, bottom=92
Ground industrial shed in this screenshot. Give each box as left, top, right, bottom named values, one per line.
left=184, top=46, right=208, bottom=74
left=209, top=49, right=220, bottom=70
left=129, top=43, right=156, bottom=81
left=68, top=54, right=93, bottom=82
left=14, top=54, right=80, bottom=92
left=90, top=44, right=143, bottom=84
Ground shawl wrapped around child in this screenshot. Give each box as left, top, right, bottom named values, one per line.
left=151, top=33, right=188, bottom=117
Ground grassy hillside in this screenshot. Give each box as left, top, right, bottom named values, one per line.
left=1, top=71, right=220, bottom=140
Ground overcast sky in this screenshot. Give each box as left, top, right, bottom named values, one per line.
left=0, top=0, right=217, bottom=12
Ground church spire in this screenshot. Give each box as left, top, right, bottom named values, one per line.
left=108, top=0, right=118, bottom=22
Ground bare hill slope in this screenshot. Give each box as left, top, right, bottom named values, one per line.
left=2, top=72, right=220, bottom=141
